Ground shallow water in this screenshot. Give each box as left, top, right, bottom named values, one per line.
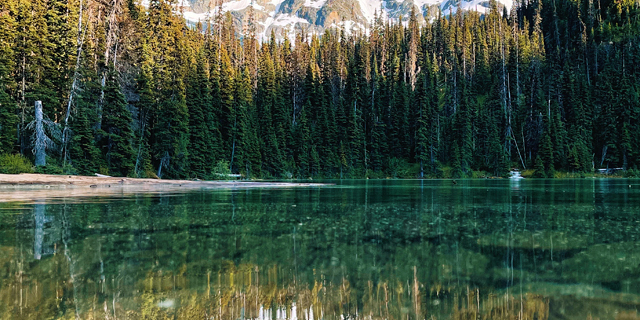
left=0, top=179, right=639, bottom=319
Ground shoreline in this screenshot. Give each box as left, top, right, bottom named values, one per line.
left=0, top=173, right=330, bottom=202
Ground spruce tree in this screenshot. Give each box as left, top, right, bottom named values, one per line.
left=236, top=70, right=261, bottom=178
left=68, top=62, right=102, bottom=175
left=186, top=53, right=213, bottom=178
left=99, top=70, right=135, bottom=177
left=0, top=86, right=16, bottom=155
left=133, top=68, right=155, bottom=178
left=0, top=0, right=17, bottom=154
left=232, top=68, right=254, bottom=175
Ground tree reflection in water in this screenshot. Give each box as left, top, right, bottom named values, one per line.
left=0, top=180, right=639, bottom=319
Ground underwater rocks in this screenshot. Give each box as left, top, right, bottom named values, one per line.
left=490, top=266, right=562, bottom=284
left=506, top=282, right=640, bottom=320
left=561, top=241, right=640, bottom=286
left=477, top=231, right=589, bottom=251
left=429, top=245, right=490, bottom=282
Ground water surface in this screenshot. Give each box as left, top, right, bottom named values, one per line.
left=1, top=179, right=639, bottom=319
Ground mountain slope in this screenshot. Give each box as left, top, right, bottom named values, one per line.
left=174, top=0, right=511, bottom=40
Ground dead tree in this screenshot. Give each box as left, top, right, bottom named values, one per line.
left=62, top=0, right=86, bottom=164
left=27, top=101, right=61, bottom=166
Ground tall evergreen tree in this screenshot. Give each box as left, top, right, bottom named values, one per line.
left=99, top=70, right=135, bottom=177
left=186, top=52, right=214, bottom=178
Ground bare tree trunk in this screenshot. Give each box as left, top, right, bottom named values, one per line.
left=35, top=101, right=46, bottom=167
left=62, top=0, right=86, bottom=164
left=158, top=151, right=170, bottom=178
left=134, top=121, right=146, bottom=177
left=20, top=42, right=26, bottom=155
left=98, top=0, right=122, bottom=129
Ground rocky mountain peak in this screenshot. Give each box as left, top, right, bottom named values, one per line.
left=173, top=0, right=511, bottom=40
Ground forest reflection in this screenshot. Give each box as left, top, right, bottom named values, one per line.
left=0, top=180, right=639, bottom=319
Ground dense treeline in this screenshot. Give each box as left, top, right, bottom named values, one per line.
left=0, top=0, right=638, bottom=179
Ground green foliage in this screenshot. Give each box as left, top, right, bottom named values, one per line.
left=99, top=70, right=135, bottom=177
left=2, top=0, right=639, bottom=179
left=212, top=160, right=232, bottom=179
left=0, top=87, right=17, bottom=155
left=534, top=155, right=546, bottom=178
left=623, top=169, right=640, bottom=178
left=520, top=169, right=535, bottom=178
left=388, top=157, right=419, bottom=178
left=69, top=64, right=102, bottom=175
left=0, top=0, right=17, bottom=155
left=471, top=170, right=491, bottom=179
left=0, top=154, right=33, bottom=174
left=186, top=52, right=216, bottom=179
left=36, top=156, right=76, bottom=175
left=33, top=163, right=64, bottom=175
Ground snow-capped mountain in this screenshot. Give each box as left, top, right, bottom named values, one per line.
left=176, top=0, right=511, bottom=40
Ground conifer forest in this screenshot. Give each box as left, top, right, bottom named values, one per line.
left=0, top=0, right=639, bottom=179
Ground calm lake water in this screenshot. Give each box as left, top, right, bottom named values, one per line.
left=1, top=179, right=640, bottom=320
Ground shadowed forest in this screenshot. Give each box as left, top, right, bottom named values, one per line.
left=0, top=0, right=639, bottom=179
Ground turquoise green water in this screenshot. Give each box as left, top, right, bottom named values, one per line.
left=1, top=179, right=639, bottom=319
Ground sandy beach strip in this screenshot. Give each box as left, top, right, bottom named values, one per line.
left=0, top=173, right=329, bottom=202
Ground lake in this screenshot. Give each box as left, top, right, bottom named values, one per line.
left=1, top=179, right=639, bottom=319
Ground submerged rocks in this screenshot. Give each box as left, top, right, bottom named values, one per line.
left=506, top=282, right=640, bottom=320
left=561, top=241, right=640, bottom=285
left=429, top=245, right=490, bottom=282
left=477, top=231, right=589, bottom=251
left=490, top=266, right=561, bottom=284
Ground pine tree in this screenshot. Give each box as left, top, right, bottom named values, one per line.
left=186, top=52, right=213, bottom=178
left=133, top=68, right=155, bottom=178
left=69, top=70, right=102, bottom=175
left=218, top=46, right=235, bottom=161
left=0, top=0, right=17, bottom=154
left=539, top=123, right=555, bottom=176
left=534, top=154, right=546, bottom=177
left=146, top=0, right=190, bottom=178
left=236, top=69, right=261, bottom=178
left=0, top=85, right=16, bottom=155
left=99, top=70, right=135, bottom=177
left=232, top=68, right=254, bottom=175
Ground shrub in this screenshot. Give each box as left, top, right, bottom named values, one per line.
left=212, top=160, right=232, bottom=179
left=623, top=169, right=640, bottom=178
left=520, top=169, right=535, bottom=178
left=34, top=164, right=64, bottom=175
left=0, top=154, right=34, bottom=174
left=388, top=158, right=419, bottom=178
left=439, top=166, right=453, bottom=179
left=471, top=170, right=490, bottom=179
left=33, top=156, right=76, bottom=175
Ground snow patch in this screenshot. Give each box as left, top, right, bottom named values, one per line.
left=258, top=13, right=310, bottom=42
left=222, top=0, right=265, bottom=12
left=271, top=13, right=310, bottom=26
left=357, top=0, right=383, bottom=22
left=329, top=20, right=367, bottom=36
left=183, top=11, right=210, bottom=22
left=441, top=0, right=512, bottom=16
left=413, top=0, right=445, bottom=9
left=258, top=0, right=287, bottom=40
left=304, top=0, right=327, bottom=8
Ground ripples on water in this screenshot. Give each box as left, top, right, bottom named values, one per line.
left=0, top=179, right=639, bottom=319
